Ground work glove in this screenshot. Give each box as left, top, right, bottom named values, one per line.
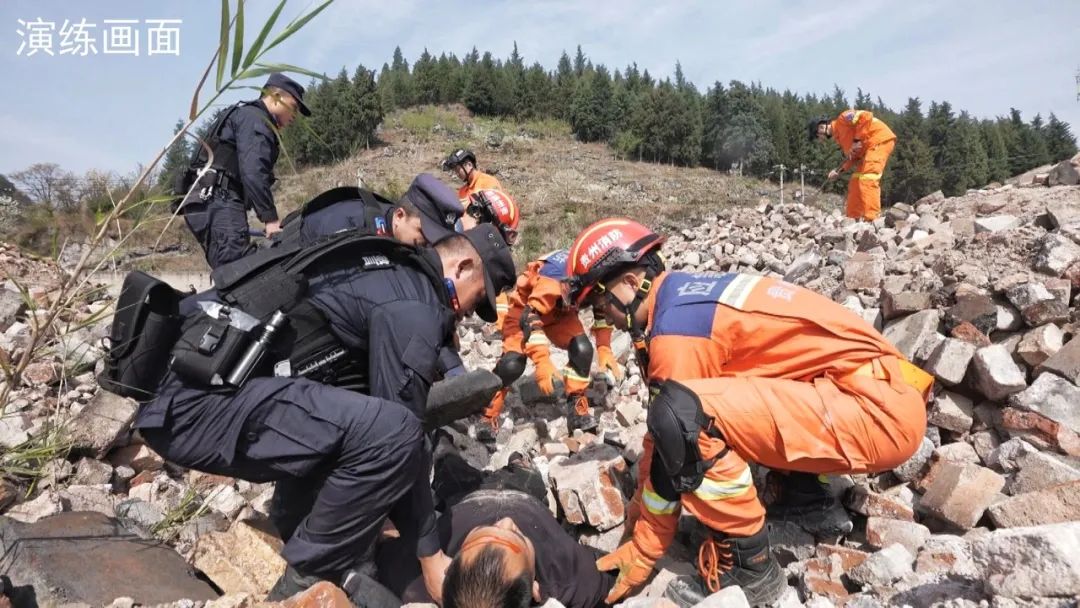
left=534, top=358, right=562, bottom=396
left=596, top=540, right=658, bottom=604
left=597, top=345, right=624, bottom=385
left=482, top=388, right=508, bottom=430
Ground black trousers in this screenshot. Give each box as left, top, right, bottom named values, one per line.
left=182, top=190, right=253, bottom=269
left=140, top=376, right=425, bottom=581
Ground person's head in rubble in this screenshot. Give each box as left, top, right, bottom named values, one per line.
left=442, top=517, right=541, bottom=608
left=566, top=218, right=667, bottom=333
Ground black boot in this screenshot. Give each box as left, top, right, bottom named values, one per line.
left=566, top=395, right=597, bottom=432
left=341, top=568, right=402, bottom=608
left=766, top=471, right=853, bottom=538
left=665, top=527, right=787, bottom=607
left=265, top=564, right=324, bottom=601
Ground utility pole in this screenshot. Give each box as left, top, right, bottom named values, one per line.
left=775, top=164, right=787, bottom=205
left=1076, top=67, right=1080, bottom=102
left=798, top=164, right=806, bottom=197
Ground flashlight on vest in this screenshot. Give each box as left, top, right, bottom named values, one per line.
left=226, top=310, right=288, bottom=387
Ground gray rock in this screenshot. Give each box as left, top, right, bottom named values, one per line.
left=0, top=287, right=26, bottom=331
left=1034, top=233, right=1080, bottom=277
left=768, top=520, right=815, bottom=566
left=883, top=309, right=942, bottom=361
left=972, top=345, right=1027, bottom=401
left=1008, top=451, right=1080, bottom=494
left=924, top=338, right=977, bottom=387
left=972, top=522, right=1080, bottom=598
left=929, top=391, right=975, bottom=433
left=1009, top=372, right=1080, bottom=435
left=0, top=412, right=31, bottom=449
left=1017, top=324, right=1065, bottom=367
left=1048, top=159, right=1080, bottom=187
left=115, top=498, right=167, bottom=537
left=974, top=215, right=1020, bottom=234
left=848, top=543, right=913, bottom=586
left=71, top=458, right=114, bottom=486
left=59, top=484, right=118, bottom=517
left=945, top=293, right=997, bottom=335
left=67, top=391, right=138, bottom=458
left=921, top=462, right=1005, bottom=529
left=697, top=586, right=751, bottom=608
left=894, top=436, right=934, bottom=482
left=996, top=304, right=1024, bottom=332
left=1036, top=335, right=1080, bottom=385
left=988, top=438, right=1041, bottom=473
left=844, top=253, right=885, bottom=290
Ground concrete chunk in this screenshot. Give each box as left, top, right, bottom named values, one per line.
left=921, top=462, right=1005, bottom=529
left=697, top=586, right=751, bottom=608
left=843, top=253, right=885, bottom=290
left=548, top=444, right=628, bottom=531
left=1008, top=451, right=1080, bottom=494
left=974, top=215, right=1020, bottom=234
left=192, top=520, right=287, bottom=596
left=1009, top=372, right=1080, bottom=436
left=848, top=543, right=913, bottom=586
left=1034, top=233, right=1080, bottom=277
left=864, top=517, right=931, bottom=554
left=972, top=344, right=1027, bottom=401
left=1036, top=335, right=1080, bottom=385
left=67, top=391, right=138, bottom=458
left=945, top=293, right=997, bottom=335
left=988, top=480, right=1080, bottom=528
left=883, top=309, right=942, bottom=361
left=893, top=436, right=934, bottom=482
left=1017, top=324, right=1065, bottom=367
left=972, top=522, right=1080, bottom=598
left=924, top=338, right=976, bottom=386
left=928, top=391, right=975, bottom=433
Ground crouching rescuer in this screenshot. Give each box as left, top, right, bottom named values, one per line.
left=484, top=249, right=624, bottom=433
left=99, top=224, right=517, bottom=604
left=565, top=218, right=933, bottom=606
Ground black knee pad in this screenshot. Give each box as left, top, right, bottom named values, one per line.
left=567, top=334, right=594, bottom=378
left=493, top=352, right=527, bottom=387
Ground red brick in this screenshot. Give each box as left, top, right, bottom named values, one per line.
left=845, top=486, right=915, bottom=521
left=280, top=582, right=352, bottom=608
left=1000, top=408, right=1080, bottom=457
left=988, top=480, right=1080, bottom=528
left=950, top=321, right=992, bottom=347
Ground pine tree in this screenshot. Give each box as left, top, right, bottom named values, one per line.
left=979, top=120, right=1009, bottom=183
left=464, top=52, right=501, bottom=115
left=1045, top=113, right=1079, bottom=162
left=940, top=112, right=988, bottom=196
left=351, top=65, right=383, bottom=150
left=412, top=49, right=439, bottom=105
left=158, top=119, right=192, bottom=190
left=926, top=101, right=954, bottom=170
left=570, top=66, right=614, bottom=142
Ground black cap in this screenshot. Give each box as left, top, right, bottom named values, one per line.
left=265, top=72, right=311, bottom=117
left=460, top=224, right=516, bottom=322
left=402, top=174, right=463, bottom=244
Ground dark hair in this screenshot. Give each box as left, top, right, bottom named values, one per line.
left=443, top=546, right=533, bottom=608
left=395, top=198, right=422, bottom=218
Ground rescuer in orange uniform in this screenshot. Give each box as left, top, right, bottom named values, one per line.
left=444, top=148, right=505, bottom=205
left=566, top=218, right=932, bottom=606
left=483, top=249, right=624, bottom=433
left=457, top=188, right=521, bottom=331
left=811, top=110, right=897, bottom=221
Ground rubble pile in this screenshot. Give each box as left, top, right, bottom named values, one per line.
left=0, top=180, right=1079, bottom=607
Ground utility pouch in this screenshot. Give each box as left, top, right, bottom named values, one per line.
left=98, top=271, right=184, bottom=401
left=170, top=301, right=260, bottom=389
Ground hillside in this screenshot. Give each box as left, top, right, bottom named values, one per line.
left=114, top=105, right=837, bottom=272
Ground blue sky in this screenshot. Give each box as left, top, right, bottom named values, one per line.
left=1, top=0, right=1077, bottom=175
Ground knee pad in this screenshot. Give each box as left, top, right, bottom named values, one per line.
left=647, top=380, right=726, bottom=494
left=567, top=334, right=594, bottom=378
left=493, top=352, right=527, bottom=387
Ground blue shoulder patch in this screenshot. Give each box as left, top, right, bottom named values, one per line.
left=539, top=249, right=570, bottom=280
left=651, top=272, right=738, bottom=339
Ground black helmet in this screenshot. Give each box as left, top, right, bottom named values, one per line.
left=442, top=148, right=476, bottom=169
left=807, top=116, right=830, bottom=142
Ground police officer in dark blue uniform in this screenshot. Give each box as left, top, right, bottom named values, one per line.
left=276, top=173, right=463, bottom=248
left=181, top=73, right=310, bottom=268
left=133, top=224, right=516, bottom=604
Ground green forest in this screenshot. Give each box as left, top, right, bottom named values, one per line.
left=172, top=44, right=1078, bottom=206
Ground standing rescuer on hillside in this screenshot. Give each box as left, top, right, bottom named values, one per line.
left=811, top=109, right=897, bottom=221
left=177, top=73, right=310, bottom=269
left=565, top=218, right=932, bottom=606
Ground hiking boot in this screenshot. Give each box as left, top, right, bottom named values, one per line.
left=566, top=395, right=597, bottom=432
left=668, top=527, right=786, bottom=607
left=766, top=472, right=853, bottom=538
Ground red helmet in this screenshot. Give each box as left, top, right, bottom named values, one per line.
left=567, top=218, right=665, bottom=306
left=469, top=189, right=521, bottom=244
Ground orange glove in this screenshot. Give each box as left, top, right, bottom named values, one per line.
left=622, top=498, right=641, bottom=541
left=597, top=345, right=623, bottom=384
left=534, top=358, right=562, bottom=396
left=482, top=388, right=508, bottom=429
left=596, top=540, right=657, bottom=604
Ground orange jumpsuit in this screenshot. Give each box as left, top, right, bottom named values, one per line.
left=500, top=250, right=613, bottom=398
left=457, top=170, right=504, bottom=206
left=831, top=110, right=896, bottom=221
left=628, top=271, right=930, bottom=563
left=459, top=170, right=509, bottom=328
